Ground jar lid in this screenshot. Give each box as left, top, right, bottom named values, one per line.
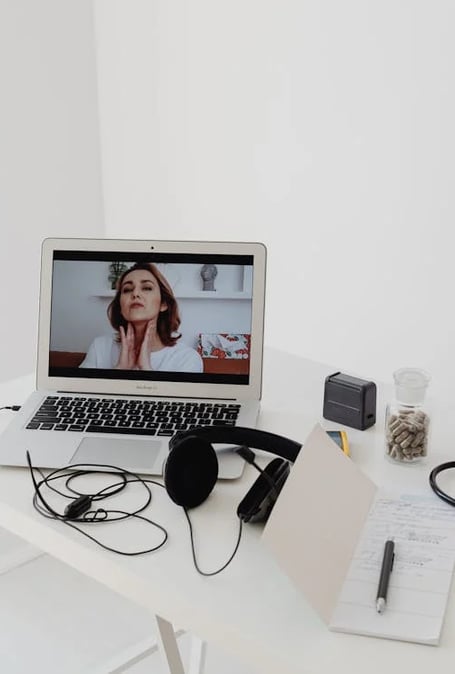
left=393, top=367, right=431, bottom=404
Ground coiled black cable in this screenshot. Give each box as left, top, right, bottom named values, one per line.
left=26, top=451, right=168, bottom=556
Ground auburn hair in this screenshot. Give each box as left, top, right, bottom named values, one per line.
left=107, top=262, right=181, bottom=346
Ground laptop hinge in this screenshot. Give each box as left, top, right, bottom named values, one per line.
left=56, top=390, right=238, bottom=401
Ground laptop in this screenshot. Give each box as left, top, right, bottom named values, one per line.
left=0, top=238, right=267, bottom=478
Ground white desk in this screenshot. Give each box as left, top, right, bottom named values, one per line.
left=0, top=347, right=455, bottom=674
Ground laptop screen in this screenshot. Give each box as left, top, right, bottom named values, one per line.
left=49, top=250, right=254, bottom=386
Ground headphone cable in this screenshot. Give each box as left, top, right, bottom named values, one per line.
left=26, top=452, right=168, bottom=556
left=182, top=451, right=282, bottom=576
left=183, top=507, right=243, bottom=576
left=27, top=451, right=254, bottom=573
left=236, top=445, right=280, bottom=499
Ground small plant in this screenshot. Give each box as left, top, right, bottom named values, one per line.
left=108, top=261, right=128, bottom=290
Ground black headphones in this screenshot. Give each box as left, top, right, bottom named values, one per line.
left=164, top=426, right=302, bottom=523
left=429, top=461, right=455, bottom=507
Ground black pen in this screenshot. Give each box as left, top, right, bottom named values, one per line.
left=376, top=539, right=395, bottom=613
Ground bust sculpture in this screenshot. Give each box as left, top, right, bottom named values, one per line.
left=200, top=264, right=218, bottom=291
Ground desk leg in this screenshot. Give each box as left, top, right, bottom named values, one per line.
left=188, top=636, right=207, bottom=674
left=154, top=615, right=186, bottom=674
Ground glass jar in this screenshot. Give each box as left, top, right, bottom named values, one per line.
left=384, top=368, right=431, bottom=463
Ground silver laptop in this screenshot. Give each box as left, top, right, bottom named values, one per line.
left=0, top=238, right=266, bottom=478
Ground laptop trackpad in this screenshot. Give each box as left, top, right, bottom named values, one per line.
left=71, top=437, right=161, bottom=472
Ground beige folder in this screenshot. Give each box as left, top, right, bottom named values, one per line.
left=262, top=423, right=376, bottom=624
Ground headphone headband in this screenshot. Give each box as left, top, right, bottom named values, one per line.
left=169, top=425, right=302, bottom=463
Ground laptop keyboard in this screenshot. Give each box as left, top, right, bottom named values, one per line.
left=26, top=396, right=240, bottom=437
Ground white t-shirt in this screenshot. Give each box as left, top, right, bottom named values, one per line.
left=79, top=334, right=203, bottom=373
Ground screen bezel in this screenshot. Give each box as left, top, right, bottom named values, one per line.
left=37, top=238, right=266, bottom=401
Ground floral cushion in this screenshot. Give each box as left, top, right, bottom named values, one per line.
left=198, top=333, right=250, bottom=359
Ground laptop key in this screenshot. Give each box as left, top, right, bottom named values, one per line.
left=85, top=425, right=157, bottom=436
left=31, top=416, right=61, bottom=424
left=26, top=422, right=41, bottom=430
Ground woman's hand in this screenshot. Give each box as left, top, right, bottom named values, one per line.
left=115, top=323, right=137, bottom=369
left=136, top=320, right=155, bottom=370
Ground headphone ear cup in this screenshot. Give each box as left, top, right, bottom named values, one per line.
left=237, top=458, right=290, bottom=523
left=164, top=436, right=219, bottom=508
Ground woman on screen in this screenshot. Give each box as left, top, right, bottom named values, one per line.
left=79, top=262, right=203, bottom=372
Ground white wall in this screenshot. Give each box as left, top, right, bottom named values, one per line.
left=0, top=0, right=104, bottom=381
left=94, top=0, right=455, bottom=397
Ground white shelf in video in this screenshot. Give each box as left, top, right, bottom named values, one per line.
left=92, top=291, right=251, bottom=300
left=177, top=291, right=252, bottom=300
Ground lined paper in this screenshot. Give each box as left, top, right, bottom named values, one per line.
left=330, top=490, right=455, bottom=645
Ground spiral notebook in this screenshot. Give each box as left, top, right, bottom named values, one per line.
left=262, top=424, right=455, bottom=645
